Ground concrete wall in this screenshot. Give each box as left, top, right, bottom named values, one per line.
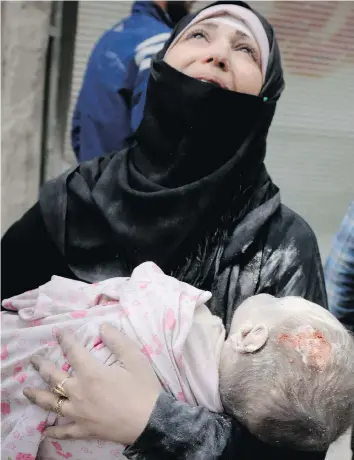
left=1, top=1, right=51, bottom=235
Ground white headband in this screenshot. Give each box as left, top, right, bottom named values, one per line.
left=208, top=16, right=255, bottom=40
left=166, top=4, right=270, bottom=81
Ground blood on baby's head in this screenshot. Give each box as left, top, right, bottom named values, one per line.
left=277, top=326, right=332, bottom=372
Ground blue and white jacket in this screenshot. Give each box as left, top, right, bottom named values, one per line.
left=72, top=1, right=172, bottom=161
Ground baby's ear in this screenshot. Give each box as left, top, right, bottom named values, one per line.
left=230, top=323, right=268, bottom=353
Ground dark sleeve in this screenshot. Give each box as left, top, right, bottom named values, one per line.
left=1, top=202, right=74, bottom=302
left=125, top=392, right=326, bottom=460
left=259, top=207, right=328, bottom=309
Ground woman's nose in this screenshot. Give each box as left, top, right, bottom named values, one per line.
left=203, top=54, right=229, bottom=72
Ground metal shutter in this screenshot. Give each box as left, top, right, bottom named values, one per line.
left=63, top=1, right=132, bottom=165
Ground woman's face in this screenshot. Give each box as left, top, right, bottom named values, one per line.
left=164, top=19, right=263, bottom=96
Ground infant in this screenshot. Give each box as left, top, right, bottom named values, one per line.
left=1, top=262, right=354, bottom=460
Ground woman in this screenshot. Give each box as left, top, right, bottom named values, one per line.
left=2, top=1, right=328, bottom=459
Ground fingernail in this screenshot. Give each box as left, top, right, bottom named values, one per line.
left=30, top=355, right=41, bottom=369
left=23, top=388, right=34, bottom=402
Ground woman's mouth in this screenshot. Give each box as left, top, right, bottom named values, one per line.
left=196, top=76, right=228, bottom=90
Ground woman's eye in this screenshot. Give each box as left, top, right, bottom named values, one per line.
left=236, top=45, right=258, bottom=62
left=238, top=45, right=252, bottom=54
left=186, top=29, right=207, bottom=41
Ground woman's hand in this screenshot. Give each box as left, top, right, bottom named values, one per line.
left=23, top=324, right=161, bottom=445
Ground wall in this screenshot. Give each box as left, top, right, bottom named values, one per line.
left=1, top=1, right=51, bottom=235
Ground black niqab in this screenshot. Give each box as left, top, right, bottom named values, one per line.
left=40, top=1, right=285, bottom=287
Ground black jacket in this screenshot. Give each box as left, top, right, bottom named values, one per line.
left=1, top=201, right=327, bottom=460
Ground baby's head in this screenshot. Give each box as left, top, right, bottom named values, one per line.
left=219, top=294, right=354, bottom=451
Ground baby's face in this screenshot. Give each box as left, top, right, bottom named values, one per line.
left=229, top=294, right=344, bottom=336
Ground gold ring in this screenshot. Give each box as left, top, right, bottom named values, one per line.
left=52, top=377, right=70, bottom=399
left=55, top=396, right=66, bottom=417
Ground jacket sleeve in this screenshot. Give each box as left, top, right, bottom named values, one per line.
left=259, top=208, right=328, bottom=309
left=324, top=202, right=354, bottom=332
left=1, top=203, right=74, bottom=302
left=71, top=28, right=135, bottom=162
left=124, top=392, right=326, bottom=460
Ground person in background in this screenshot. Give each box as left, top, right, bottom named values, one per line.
left=72, top=1, right=194, bottom=162
left=325, top=202, right=354, bottom=332
left=324, top=200, right=354, bottom=459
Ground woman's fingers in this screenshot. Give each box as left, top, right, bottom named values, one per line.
left=100, top=324, right=161, bottom=403
left=100, top=324, right=146, bottom=372
left=57, top=331, right=102, bottom=375
left=25, top=325, right=161, bottom=446
left=31, top=355, right=70, bottom=389
left=23, top=388, right=71, bottom=417
left=44, top=423, right=87, bottom=440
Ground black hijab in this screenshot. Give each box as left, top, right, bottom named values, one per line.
left=40, top=1, right=285, bottom=287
